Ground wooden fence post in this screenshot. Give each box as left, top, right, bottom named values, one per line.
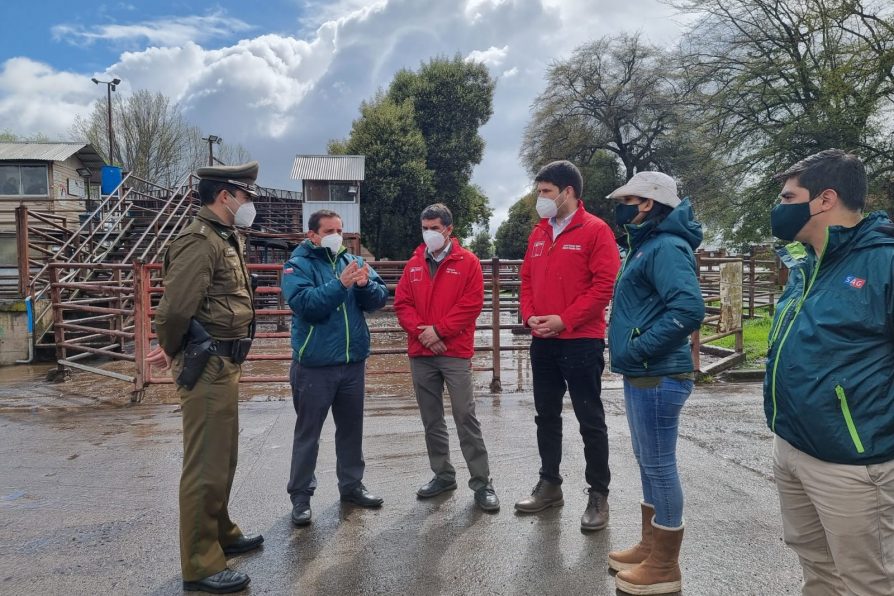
left=719, top=261, right=744, bottom=354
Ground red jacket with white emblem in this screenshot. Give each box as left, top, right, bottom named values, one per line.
left=394, top=238, right=484, bottom=358
left=520, top=201, right=620, bottom=339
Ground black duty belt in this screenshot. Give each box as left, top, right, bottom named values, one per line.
left=215, top=339, right=239, bottom=357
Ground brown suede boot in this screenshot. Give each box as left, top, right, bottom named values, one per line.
left=615, top=522, right=683, bottom=595
left=514, top=479, right=563, bottom=513
left=608, top=502, right=654, bottom=572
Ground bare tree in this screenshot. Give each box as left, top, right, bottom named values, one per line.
left=523, top=34, right=686, bottom=179
left=72, top=90, right=253, bottom=189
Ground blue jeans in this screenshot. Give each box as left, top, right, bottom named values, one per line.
left=623, top=376, right=694, bottom=527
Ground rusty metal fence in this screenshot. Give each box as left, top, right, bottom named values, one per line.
left=46, top=254, right=754, bottom=402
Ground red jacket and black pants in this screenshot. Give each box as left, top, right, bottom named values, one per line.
left=520, top=202, right=620, bottom=495
left=394, top=238, right=491, bottom=491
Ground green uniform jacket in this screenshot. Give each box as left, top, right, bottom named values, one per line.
left=764, top=212, right=894, bottom=464
left=155, top=206, right=254, bottom=356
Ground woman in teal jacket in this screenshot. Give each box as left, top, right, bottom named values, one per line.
left=605, top=172, right=705, bottom=596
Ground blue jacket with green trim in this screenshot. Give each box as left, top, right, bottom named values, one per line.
left=764, top=211, right=894, bottom=464
left=282, top=240, right=388, bottom=367
left=608, top=199, right=705, bottom=377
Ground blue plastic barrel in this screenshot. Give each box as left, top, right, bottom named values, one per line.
left=101, top=165, right=122, bottom=195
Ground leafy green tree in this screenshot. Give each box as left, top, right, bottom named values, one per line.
left=329, top=93, right=433, bottom=259
left=495, top=193, right=538, bottom=259
left=388, top=55, right=495, bottom=237
left=467, top=229, right=494, bottom=259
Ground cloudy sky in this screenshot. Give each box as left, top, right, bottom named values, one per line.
left=0, top=0, right=688, bottom=232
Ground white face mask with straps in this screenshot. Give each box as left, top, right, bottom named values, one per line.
left=320, top=233, right=343, bottom=254
left=226, top=193, right=256, bottom=227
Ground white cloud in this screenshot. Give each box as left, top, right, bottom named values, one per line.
left=466, top=45, right=509, bottom=67
left=3, top=0, right=687, bottom=233
left=0, top=58, right=96, bottom=138
left=51, top=11, right=253, bottom=48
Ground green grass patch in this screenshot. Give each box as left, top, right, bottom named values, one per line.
left=702, top=314, right=773, bottom=367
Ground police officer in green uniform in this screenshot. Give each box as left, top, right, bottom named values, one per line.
left=147, top=161, right=263, bottom=594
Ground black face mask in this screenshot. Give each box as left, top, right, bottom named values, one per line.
left=615, top=203, right=641, bottom=227
left=770, top=196, right=820, bottom=242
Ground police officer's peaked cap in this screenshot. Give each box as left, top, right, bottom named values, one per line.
left=196, top=161, right=260, bottom=197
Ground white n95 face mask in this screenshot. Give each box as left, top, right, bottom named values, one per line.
left=535, top=196, right=558, bottom=219
left=422, top=230, right=447, bottom=252
left=321, top=233, right=343, bottom=254
left=233, top=200, right=256, bottom=227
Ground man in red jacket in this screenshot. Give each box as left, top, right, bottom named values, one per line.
left=515, top=160, right=620, bottom=531
left=394, top=203, right=499, bottom=512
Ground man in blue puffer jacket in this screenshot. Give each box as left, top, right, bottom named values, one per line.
left=764, top=149, right=894, bottom=594
left=281, top=209, right=388, bottom=527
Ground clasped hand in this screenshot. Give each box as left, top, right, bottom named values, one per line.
left=527, top=314, right=565, bottom=338
left=339, top=261, right=370, bottom=288
left=417, top=325, right=446, bottom=355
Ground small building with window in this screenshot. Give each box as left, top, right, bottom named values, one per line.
left=0, top=142, right=104, bottom=227
left=0, top=142, right=104, bottom=298
left=290, top=155, right=364, bottom=233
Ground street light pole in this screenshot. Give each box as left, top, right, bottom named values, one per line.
left=91, top=77, right=122, bottom=164
left=202, top=134, right=222, bottom=166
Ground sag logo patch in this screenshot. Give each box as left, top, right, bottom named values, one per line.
left=844, top=275, right=866, bottom=288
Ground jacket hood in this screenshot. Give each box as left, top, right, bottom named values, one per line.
left=624, top=198, right=703, bottom=251
left=829, top=210, right=894, bottom=252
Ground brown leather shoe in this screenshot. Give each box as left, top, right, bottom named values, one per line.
left=580, top=489, right=609, bottom=531
left=514, top=479, right=563, bottom=513
left=608, top=502, right=654, bottom=571
left=615, top=523, right=684, bottom=595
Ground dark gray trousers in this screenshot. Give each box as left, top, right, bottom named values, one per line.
left=287, top=360, right=366, bottom=505
left=410, top=356, right=490, bottom=491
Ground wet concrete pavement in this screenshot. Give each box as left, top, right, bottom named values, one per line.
left=0, top=370, right=801, bottom=596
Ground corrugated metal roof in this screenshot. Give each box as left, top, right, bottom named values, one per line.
left=0, top=142, right=89, bottom=162
left=290, top=155, right=365, bottom=181
left=0, top=142, right=106, bottom=182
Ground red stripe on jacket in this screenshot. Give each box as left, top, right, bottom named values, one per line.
left=394, top=238, right=484, bottom=358
left=520, top=201, right=620, bottom=339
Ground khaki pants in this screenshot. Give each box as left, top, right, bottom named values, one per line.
left=774, top=436, right=894, bottom=595
left=410, top=356, right=490, bottom=491
left=173, top=354, right=243, bottom=582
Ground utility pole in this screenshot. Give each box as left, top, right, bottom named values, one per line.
left=91, top=77, right=122, bottom=164
left=202, top=135, right=222, bottom=166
